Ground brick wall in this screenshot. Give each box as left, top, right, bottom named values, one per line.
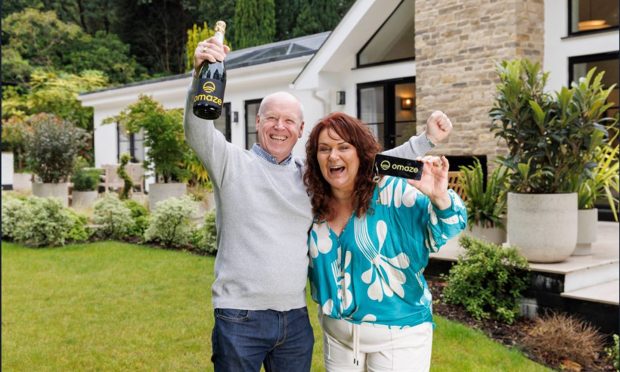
left=415, top=0, right=544, bottom=164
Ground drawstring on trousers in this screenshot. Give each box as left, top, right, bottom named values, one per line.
left=352, top=323, right=360, bottom=366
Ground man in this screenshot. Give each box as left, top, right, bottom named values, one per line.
left=184, top=36, right=453, bottom=372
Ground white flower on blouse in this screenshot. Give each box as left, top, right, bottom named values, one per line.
left=357, top=216, right=410, bottom=302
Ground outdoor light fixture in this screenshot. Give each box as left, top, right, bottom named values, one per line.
left=401, top=97, right=413, bottom=110
left=233, top=111, right=239, bottom=124
left=337, top=91, right=346, bottom=105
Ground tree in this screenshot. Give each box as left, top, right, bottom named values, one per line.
left=275, top=0, right=302, bottom=41
left=292, top=0, right=355, bottom=37
left=113, top=0, right=197, bottom=75
left=2, top=8, right=145, bottom=86
left=233, top=0, right=276, bottom=49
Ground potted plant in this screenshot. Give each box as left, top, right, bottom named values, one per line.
left=490, top=60, right=612, bottom=263
left=105, top=95, right=191, bottom=211
left=71, top=166, right=102, bottom=210
left=574, top=131, right=619, bottom=255
left=2, top=116, right=33, bottom=191
left=458, top=158, right=509, bottom=244
left=25, top=113, right=89, bottom=207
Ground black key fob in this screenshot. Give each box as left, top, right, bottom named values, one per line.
left=374, top=153, right=424, bottom=181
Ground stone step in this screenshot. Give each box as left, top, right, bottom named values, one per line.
left=561, top=279, right=619, bottom=305
left=530, top=258, right=619, bottom=293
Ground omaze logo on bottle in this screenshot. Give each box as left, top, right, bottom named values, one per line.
left=202, top=81, right=216, bottom=93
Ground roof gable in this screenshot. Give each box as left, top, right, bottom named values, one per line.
left=293, top=0, right=401, bottom=89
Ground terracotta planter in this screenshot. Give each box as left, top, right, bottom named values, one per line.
left=32, top=182, right=69, bottom=207
left=148, top=182, right=187, bottom=211
left=573, top=208, right=598, bottom=256
left=71, top=190, right=99, bottom=210
left=507, top=192, right=577, bottom=263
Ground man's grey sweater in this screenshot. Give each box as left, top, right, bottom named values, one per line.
left=184, top=78, right=431, bottom=311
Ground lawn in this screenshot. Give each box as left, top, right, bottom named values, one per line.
left=2, top=242, right=550, bottom=371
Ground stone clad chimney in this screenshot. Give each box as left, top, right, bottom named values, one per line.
left=415, top=0, right=544, bottom=162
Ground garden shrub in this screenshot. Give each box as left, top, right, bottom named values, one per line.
left=71, top=167, right=102, bottom=191
left=522, top=312, right=604, bottom=369
left=65, top=208, right=91, bottom=242
left=191, top=209, right=218, bottom=255
left=123, top=199, right=149, bottom=238
left=443, top=235, right=529, bottom=324
left=12, top=196, right=74, bottom=247
left=93, top=194, right=133, bottom=240
left=607, top=334, right=619, bottom=370
left=145, top=196, right=197, bottom=247
left=1, top=194, right=25, bottom=240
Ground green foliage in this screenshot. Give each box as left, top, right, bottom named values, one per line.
left=2, top=8, right=144, bottom=87
left=185, top=22, right=217, bottom=72
left=490, top=60, right=613, bottom=193
left=104, top=95, right=191, bottom=183
left=275, top=0, right=303, bottom=41
left=117, top=153, right=134, bottom=200
left=292, top=0, right=355, bottom=38
left=577, top=129, right=619, bottom=220
left=11, top=197, right=75, bottom=247
left=25, top=114, right=89, bottom=183
left=191, top=209, right=218, bottom=255
left=459, top=159, right=509, bottom=229
left=443, top=235, right=530, bottom=324
left=1, top=194, right=25, bottom=240
left=606, top=334, right=619, bottom=370
left=233, top=0, right=276, bottom=49
left=65, top=208, right=91, bottom=242
left=145, top=196, right=198, bottom=247
left=71, top=167, right=102, bottom=192
left=93, top=194, right=133, bottom=240
left=123, top=199, right=150, bottom=239
left=1, top=116, right=32, bottom=171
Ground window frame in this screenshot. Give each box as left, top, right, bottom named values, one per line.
left=244, top=98, right=262, bottom=150
left=567, top=0, right=620, bottom=37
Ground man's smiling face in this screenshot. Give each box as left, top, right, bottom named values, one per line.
left=256, top=93, right=304, bottom=163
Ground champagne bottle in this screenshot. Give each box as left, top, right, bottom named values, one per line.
left=193, top=21, right=227, bottom=120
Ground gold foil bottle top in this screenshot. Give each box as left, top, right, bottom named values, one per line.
left=215, top=21, right=226, bottom=34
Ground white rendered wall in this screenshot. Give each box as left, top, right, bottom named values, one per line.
left=544, top=1, right=619, bottom=91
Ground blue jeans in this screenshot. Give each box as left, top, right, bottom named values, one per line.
left=211, top=307, right=314, bottom=372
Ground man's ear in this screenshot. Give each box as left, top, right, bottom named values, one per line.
left=298, top=121, right=305, bottom=138
left=255, top=115, right=261, bottom=131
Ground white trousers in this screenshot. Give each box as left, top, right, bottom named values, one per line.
left=320, top=314, right=433, bottom=372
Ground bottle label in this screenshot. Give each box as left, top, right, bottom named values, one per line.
left=194, top=79, right=224, bottom=107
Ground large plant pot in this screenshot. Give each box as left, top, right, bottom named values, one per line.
left=2, top=152, right=14, bottom=190
left=32, top=182, right=69, bottom=207
left=573, top=208, right=598, bottom=256
left=72, top=190, right=99, bottom=210
left=507, top=192, right=577, bottom=263
left=13, top=173, right=33, bottom=192
left=148, top=182, right=187, bottom=211
left=467, top=223, right=506, bottom=245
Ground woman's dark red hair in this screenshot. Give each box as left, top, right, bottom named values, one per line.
left=304, top=112, right=382, bottom=221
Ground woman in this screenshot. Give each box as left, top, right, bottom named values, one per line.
left=304, top=112, right=467, bottom=372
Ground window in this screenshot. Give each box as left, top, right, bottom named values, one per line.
left=357, top=0, right=415, bottom=67
left=357, top=78, right=415, bottom=149
left=569, top=52, right=619, bottom=120
left=245, top=99, right=262, bottom=150
left=117, top=124, right=144, bottom=163
left=569, top=0, right=619, bottom=35
left=214, top=103, right=231, bottom=141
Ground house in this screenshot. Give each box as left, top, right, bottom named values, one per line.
left=79, top=0, right=618, bottom=183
